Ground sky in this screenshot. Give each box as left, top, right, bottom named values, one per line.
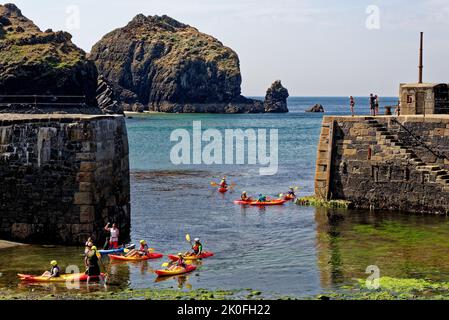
left=4, top=0, right=449, bottom=96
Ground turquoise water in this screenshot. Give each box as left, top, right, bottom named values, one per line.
left=125, top=96, right=398, bottom=296
left=10, top=96, right=445, bottom=299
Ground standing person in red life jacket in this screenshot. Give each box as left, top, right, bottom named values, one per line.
left=104, top=222, right=120, bottom=249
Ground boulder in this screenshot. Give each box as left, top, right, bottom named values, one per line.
left=264, top=80, right=289, bottom=113
left=306, top=104, right=325, bottom=113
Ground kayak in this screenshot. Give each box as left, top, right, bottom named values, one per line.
left=154, top=264, right=196, bottom=277
left=109, top=252, right=163, bottom=261
left=218, top=187, right=228, bottom=193
left=17, top=272, right=104, bottom=282
left=98, top=244, right=135, bottom=255
left=98, top=247, right=124, bottom=255
left=284, top=194, right=295, bottom=200
left=167, top=252, right=214, bottom=261
left=234, top=199, right=287, bottom=206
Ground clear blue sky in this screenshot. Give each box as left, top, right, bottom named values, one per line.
left=5, top=0, right=449, bottom=96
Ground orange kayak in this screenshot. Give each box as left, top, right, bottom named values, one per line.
left=284, top=194, right=295, bottom=200
left=234, top=199, right=286, bottom=206
left=109, top=252, right=163, bottom=261
left=167, top=252, right=214, bottom=261
left=154, top=264, right=196, bottom=277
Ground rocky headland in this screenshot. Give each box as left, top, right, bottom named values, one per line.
left=0, top=3, right=100, bottom=114
left=90, top=14, right=288, bottom=113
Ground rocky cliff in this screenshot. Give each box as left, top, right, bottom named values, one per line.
left=0, top=3, right=99, bottom=113
left=90, top=14, right=269, bottom=113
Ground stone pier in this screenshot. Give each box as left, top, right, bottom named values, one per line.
left=0, top=114, right=130, bottom=245
left=315, top=115, right=449, bottom=214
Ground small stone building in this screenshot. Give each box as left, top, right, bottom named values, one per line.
left=399, top=83, right=449, bottom=115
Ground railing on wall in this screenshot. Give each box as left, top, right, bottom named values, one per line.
left=391, top=117, right=449, bottom=161
left=0, top=95, right=87, bottom=107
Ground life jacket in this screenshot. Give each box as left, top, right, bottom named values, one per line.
left=220, top=180, right=227, bottom=187
left=192, top=242, right=202, bottom=254
left=50, top=266, right=60, bottom=277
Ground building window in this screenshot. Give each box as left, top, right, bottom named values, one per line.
left=407, top=95, right=413, bottom=103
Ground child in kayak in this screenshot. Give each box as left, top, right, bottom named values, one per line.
left=257, top=194, right=267, bottom=202
left=41, top=260, right=60, bottom=278
left=241, top=191, right=252, bottom=201
left=125, top=240, right=149, bottom=257
left=169, top=253, right=187, bottom=270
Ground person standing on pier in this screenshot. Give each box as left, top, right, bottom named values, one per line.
left=349, top=96, right=355, bottom=116
left=375, top=95, right=380, bottom=115
left=369, top=94, right=376, bottom=116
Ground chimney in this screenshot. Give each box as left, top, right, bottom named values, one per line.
left=418, top=32, right=423, bottom=84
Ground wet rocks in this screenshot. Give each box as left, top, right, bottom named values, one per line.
left=306, top=104, right=325, bottom=112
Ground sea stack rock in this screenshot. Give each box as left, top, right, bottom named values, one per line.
left=90, top=14, right=264, bottom=113
left=0, top=4, right=99, bottom=113
left=306, top=104, right=325, bottom=112
left=264, top=80, right=289, bottom=113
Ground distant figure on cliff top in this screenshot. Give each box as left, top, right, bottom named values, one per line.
left=349, top=96, right=355, bottom=116
left=104, top=223, right=120, bottom=249
left=369, top=94, right=376, bottom=116
left=375, top=95, right=380, bottom=115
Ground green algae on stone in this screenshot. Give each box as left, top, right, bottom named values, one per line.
left=295, top=196, right=352, bottom=209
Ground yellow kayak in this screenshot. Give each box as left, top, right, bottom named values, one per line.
left=154, top=265, right=197, bottom=277
left=17, top=273, right=103, bottom=282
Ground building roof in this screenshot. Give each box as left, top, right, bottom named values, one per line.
left=400, top=83, right=443, bottom=89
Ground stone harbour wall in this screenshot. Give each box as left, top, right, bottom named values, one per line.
left=315, top=115, right=449, bottom=214
left=0, top=114, right=130, bottom=244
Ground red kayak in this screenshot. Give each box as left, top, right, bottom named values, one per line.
left=167, top=252, right=214, bottom=261
left=109, top=252, right=163, bottom=261
left=154, top=264, right=197, bottom=277
left=218, top=187, right=228, bottom=193
left=234, top=199, right=287, bottom=206
left=283, top=194, right=295, bottom=200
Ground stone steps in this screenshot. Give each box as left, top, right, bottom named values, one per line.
left=365, top=118, right=449, bottom=191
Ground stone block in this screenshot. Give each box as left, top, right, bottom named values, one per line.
left=79, top=182, right=93, bottom=192
left=74, top=192, right=93, bottom=205
left=343, top=148, right=357, bottom=157
left=77, top=172, right=94, bottom=182
left=80, top=162, right=96, bottom=172
left=80, top=205, right=95, bottom=223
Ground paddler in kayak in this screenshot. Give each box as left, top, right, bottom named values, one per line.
left=256, top=194, right=267, bottom=202
left=219, top=177, right=228, bottom=189
left=241, top=191, right=252, bottom=202
left=287, top=187, right=296, bottom=198
left=84, top=245, right=101, bottom=282
left=125, top=240, right=149, bottom=257
left=41, top=260, right=60, bottom=278
left=190, top=238, right=203, bottom=257
left=169, top=253, right=187, bottom=270
left=104, top=222, right=120, bottom=249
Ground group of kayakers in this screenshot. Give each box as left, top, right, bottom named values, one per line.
left=240, top=187, right=297, bottom=202
left=35, top=230, right=206, bottom=282
left=217, top=177, right=298, bottom=203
